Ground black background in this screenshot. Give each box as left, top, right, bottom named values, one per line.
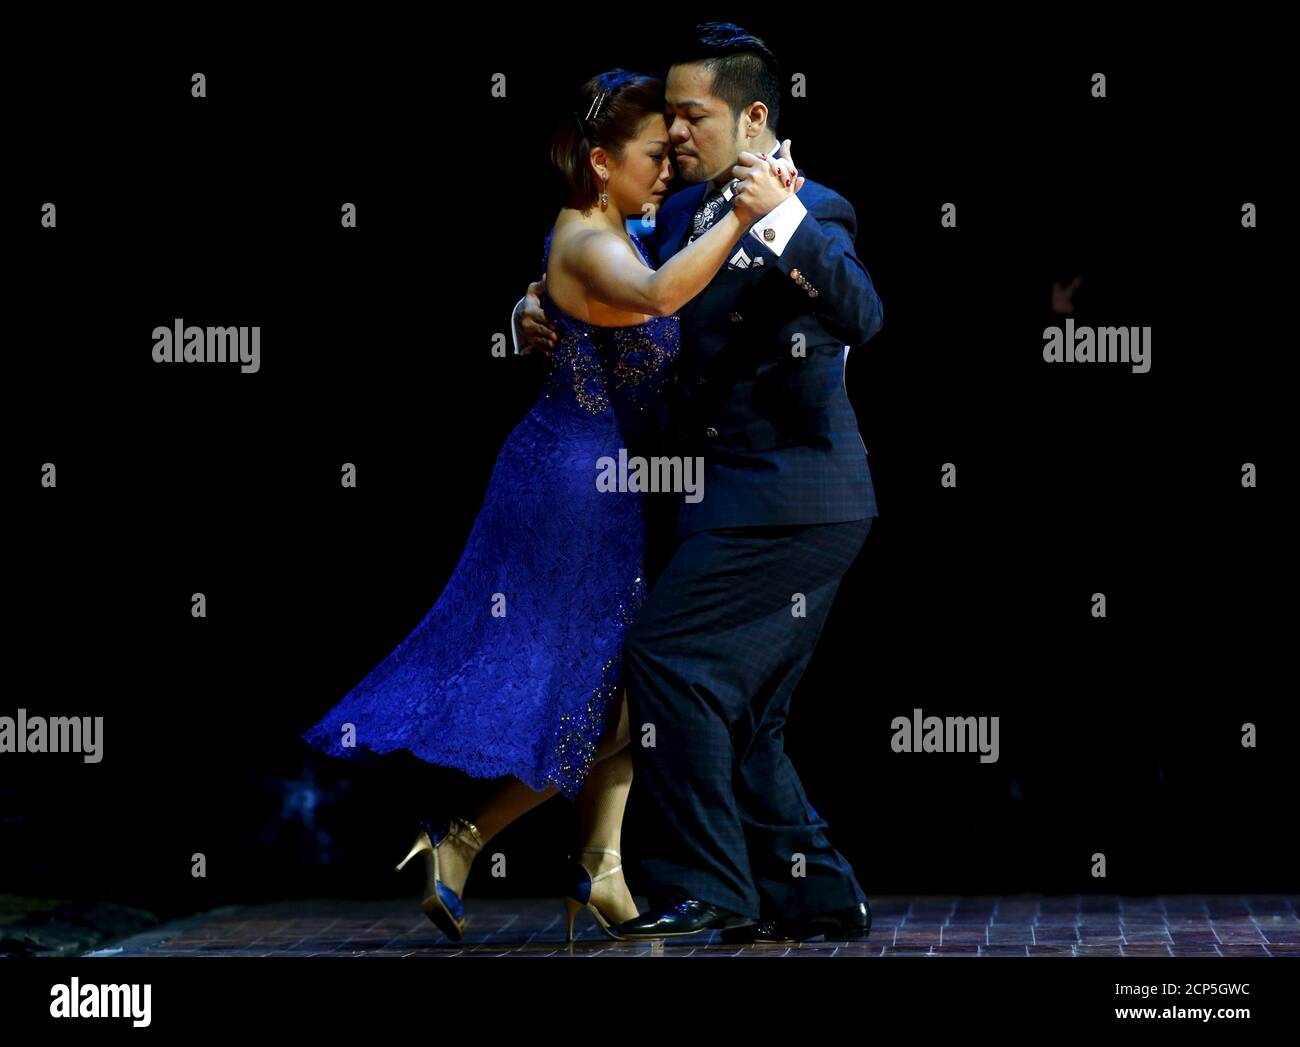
left=6, top=19, right=1291, bottom=923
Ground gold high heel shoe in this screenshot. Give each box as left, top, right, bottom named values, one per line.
left=562, top=847, right=631, bottom=942
left=394, top=816, right=483, bottom=941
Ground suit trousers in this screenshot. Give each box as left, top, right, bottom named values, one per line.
left=622, top=514, right=873, bottom=920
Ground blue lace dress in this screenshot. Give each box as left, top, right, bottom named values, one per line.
left=301, top=230, right=680, bottom=799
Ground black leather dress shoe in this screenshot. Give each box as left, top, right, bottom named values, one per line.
left=612, top=899, right=755, bottom=940
left=720, top=900, right=872, bottom=943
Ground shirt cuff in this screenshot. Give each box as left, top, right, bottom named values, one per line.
left=510, top=295, right=526, bottom=355
left=749, top=193, right=807, bottom=256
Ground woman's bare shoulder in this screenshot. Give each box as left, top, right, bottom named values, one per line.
left=550, top=216, right=631, bottom=271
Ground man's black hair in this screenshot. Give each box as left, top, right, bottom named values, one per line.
left=670, top=22, right=782, bottom=136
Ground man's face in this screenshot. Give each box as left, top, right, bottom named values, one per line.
left=664, top=62, right=743, bottom=186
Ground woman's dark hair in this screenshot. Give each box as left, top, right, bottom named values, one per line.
left=670, top=22, right=782, bottom=136
left=552, top=69, right=665, bottom=208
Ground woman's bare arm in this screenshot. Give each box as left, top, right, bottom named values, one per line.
left=560, top=210, right=744, bottom=318
left=560, top=149, right=796, bottom=318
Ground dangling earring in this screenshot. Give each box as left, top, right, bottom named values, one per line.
left=599, top=172, right=609, bottom=210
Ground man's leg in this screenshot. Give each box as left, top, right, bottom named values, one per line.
left=622, top=517, right=871, bottom=919
left=622, top=528, right=768, bottom=918
left=730, top=516, right=873, bottom=921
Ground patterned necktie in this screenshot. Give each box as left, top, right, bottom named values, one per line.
left=688, top=145, right=786, bottom=242
left=688, top=178, right=741, bottom=243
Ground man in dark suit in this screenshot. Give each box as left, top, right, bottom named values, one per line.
left=513, top=23, right=882, bottom=943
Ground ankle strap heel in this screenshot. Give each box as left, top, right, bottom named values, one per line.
left=397, top=816, right=484, bottom=942
left=561, top=848, right=625, bottom=942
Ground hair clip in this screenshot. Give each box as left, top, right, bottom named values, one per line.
left=586, top=90, right=606, bottom=123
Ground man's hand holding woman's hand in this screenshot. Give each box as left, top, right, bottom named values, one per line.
left=731, top=138, right=804, bottom=226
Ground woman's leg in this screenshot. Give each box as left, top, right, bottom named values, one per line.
left=474, top=780, right=560, bottom=845
left=431, top=689, right=634, bottom=913
left=433, top=778, right=559, bottom=897
left=574, top=689, right=638, bottom=922
left=469, top=686, right=632, bottom=848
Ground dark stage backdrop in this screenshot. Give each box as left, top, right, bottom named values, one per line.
left=6, top=22, right=1290, bottom=922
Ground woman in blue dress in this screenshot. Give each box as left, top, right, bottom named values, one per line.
left=300, top=69, right=797, bottom=942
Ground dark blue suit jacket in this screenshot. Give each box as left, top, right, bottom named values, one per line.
left=641, top=175, right=883, bottom=538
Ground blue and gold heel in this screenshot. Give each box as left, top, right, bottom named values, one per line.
left=562, top=847, right=626, bottom=942
left=395, top=816, right=483, bottom=941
